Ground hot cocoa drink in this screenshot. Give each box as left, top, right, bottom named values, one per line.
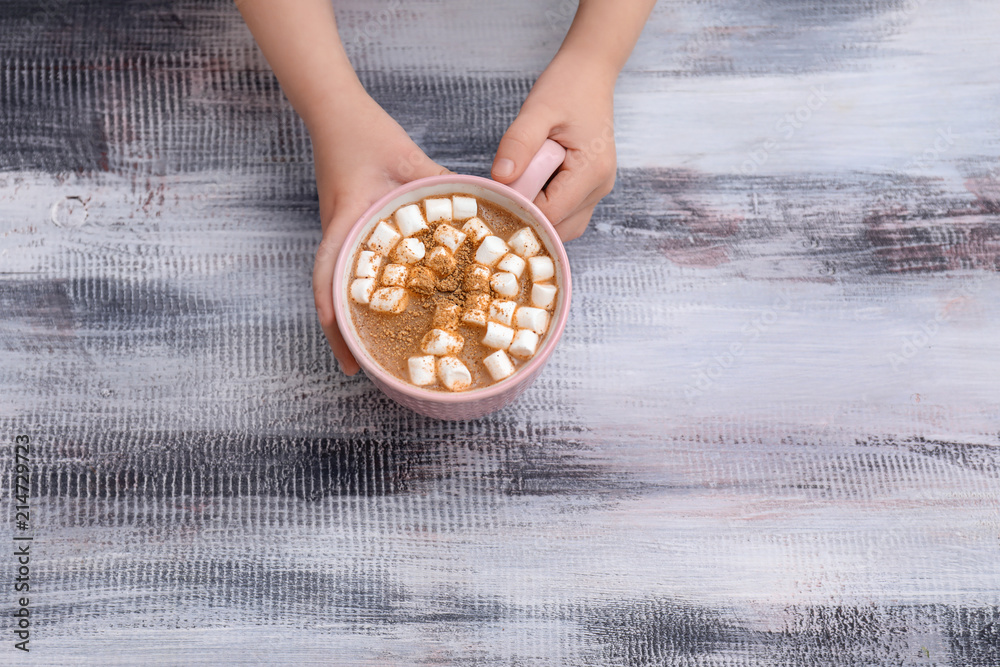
left=348, top=194, right=559, bottom=392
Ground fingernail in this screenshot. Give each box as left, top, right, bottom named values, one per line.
left=493, top=158, right=514, bottom=179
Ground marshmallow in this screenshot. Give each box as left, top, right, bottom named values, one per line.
left=489, top=271, right=519, bottom=298
left=381, top=263, right=408, bottom=287
left=464, top=264, right=491, bottom=292
left=476, top=235, right=509, bottom=266
left=508, top=227, right=541, bottom=258
left=356, top=250, right=382, bottom=278
left=438, top=356, right=472, bottom=392
left=465, top=292, right=491, bottom=312
left=497, top=253, right=526, bottom=278
left=462, top=217, right=492, bottom=244
left=509, top=329, right=539, bottom=359
left=461, top=308, right=487, bottom=327
left=394, top=204, right=428, bottom=237
left=489, top=299, right=516, bottom=327
left=367, top=220, right=401, bottom=254
left=392, top=237, right=425, bottom=264
left=424, top=198, right=452, bottom=223
left=369, top=287, right=409, bottom=313
left=482, top=321, right=515, bottom=350
left=421, top=328, right=464, bottom=356
left=426, top=246, right=456, bottom=276
left=432, top=302, right=460, bottom=331
left=528, top=255, right=555, bottom=282
left=350, top=278, right=375, bottom=305
left=452, top=195, right=478, bottom=220
left=515, top=306, right=549, bottom=335
left=408, top=355, right=437, bottom=386
left=433, top=223, right=467, bottom=252
left=407, top=266, right=436, bottom=295
left=483, top=350, right=516, bottom=382
left=531, top=283, right=558, bottom=310
left=462, top=291, right=491, bottom=326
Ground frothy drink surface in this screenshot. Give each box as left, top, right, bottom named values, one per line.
left=348, top=194, right=558, bottom=392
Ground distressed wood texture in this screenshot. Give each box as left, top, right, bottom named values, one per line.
left=2, top=0, right=999, bottom=664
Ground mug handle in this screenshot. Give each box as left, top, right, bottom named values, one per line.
left=505, top=139, right=567, bottom=202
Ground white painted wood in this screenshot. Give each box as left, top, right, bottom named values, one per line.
left=0, top=0, right=997, bottom=663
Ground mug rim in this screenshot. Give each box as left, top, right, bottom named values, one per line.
left=333, top=173, right=572, bottom=405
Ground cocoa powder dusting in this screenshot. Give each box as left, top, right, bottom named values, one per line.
left=349, top=195, right=554, bottom=390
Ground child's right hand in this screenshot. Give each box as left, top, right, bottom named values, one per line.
left=235, top=0, right=448, bottom=376
left=309, top=92, right=449, bottom=376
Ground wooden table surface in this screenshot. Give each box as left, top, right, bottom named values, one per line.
left=2, top=0, right=998, bottom=664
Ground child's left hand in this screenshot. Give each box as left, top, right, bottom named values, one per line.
left=491, top=55, right=618, bottom=242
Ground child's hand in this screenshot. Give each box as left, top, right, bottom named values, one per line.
left=491, top=0, right=657, bottom=242
left=311, top=93, right=449, bottom=375
left=492, top=57, right=616, bottom=242
left=235, top=0, right=450, bottom=376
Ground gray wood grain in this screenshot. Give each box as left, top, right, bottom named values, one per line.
left=1, top=0, right=998, bottom=664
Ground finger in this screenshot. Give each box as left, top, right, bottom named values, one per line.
left=535, top=147, right=616, bottom=224
left=313, top=219, right=361, bottom=376
left=534, top=170, right=599, bottom=226
left=553, top=204, right=596, bottom=243
left=492, top=107, right=554, bottom=183
left=395, top=146, right=453, bottom=183
left=313, top=236, right=360, bottom=376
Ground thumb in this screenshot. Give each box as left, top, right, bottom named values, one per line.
left=492, top=109, right=552, bottom=184
left=396, top=146, right=453, bottom=182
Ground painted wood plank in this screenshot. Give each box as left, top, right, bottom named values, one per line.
left=1, top=0, right=998, bottom=664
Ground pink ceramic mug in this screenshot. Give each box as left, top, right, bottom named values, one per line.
left=333, top=140, right=572, bottom=421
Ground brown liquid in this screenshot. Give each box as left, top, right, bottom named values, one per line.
left=349, top=195, right=553, bottom=391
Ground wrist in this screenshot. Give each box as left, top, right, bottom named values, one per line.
left=533, top=48, right=619, bottom=106
left=298, top=77, right=372, bottom=139
left=547, top=43, right=622, bottom=93
left=550, top=0, right=656, bottom=90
